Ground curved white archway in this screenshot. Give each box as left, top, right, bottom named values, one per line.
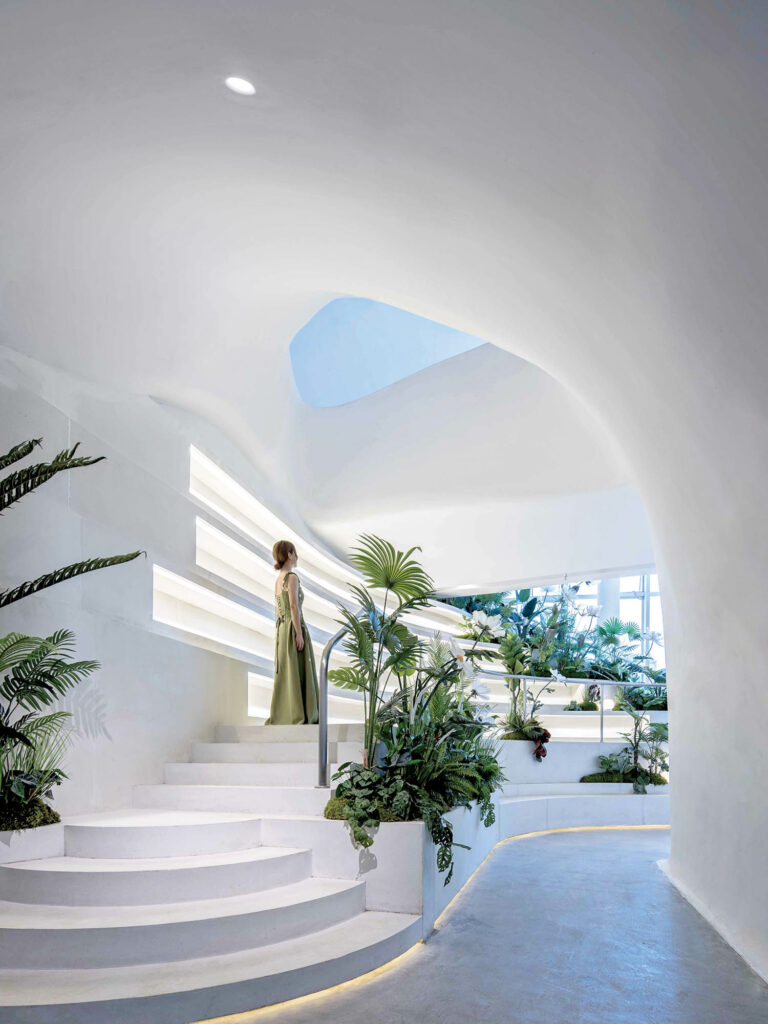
left=0, top=0, right=766, bottom=978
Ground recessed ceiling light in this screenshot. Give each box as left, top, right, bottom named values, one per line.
left=224, top=76, right=255, bottom=96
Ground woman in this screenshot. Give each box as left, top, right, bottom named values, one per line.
left=266, top=540, right=319, bottom=725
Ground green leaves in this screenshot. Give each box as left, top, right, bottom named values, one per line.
left=0, top=439, right=42, bottom=472
left=349, top=534, right=434, bottom=602
left=0, top=442, right=105, bottom=514
left=0, top=630, right=99, bottom=713
left=0, top=437, right=144, bottom=608
left=0, top=629, right=97, bottom=807
left=0, top=551, right=143, bottom=609
left=328, top=667, right=367, bottom=692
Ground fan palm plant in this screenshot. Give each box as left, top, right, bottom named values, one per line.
left=329, top=534, right=434, bottom=767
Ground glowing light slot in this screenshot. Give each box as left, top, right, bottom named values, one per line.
left=153, top=565, right=277, bottom=659
left=195, top=518, right=341, bottom=634
left=190, top=447, right=357, bottom=598
left=190, top=447, right=468, bottom=633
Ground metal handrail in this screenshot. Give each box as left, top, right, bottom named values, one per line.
left=507, top=674, right=641, bottom=744
left=317, top=627, right=346, bottom=788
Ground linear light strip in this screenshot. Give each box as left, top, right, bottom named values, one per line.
left=190, top=824, right=669, bottom=1024
left=189, top=446, right=467, bottom=634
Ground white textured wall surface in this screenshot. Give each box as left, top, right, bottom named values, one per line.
left=0, top=0, right=766, bottom=978
left=0, top=349, right=247, bottom=815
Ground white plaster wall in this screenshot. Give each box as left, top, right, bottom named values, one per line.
left=0, top=0, right=766, bottom=979
left=0, top=349, right=246, bottom=815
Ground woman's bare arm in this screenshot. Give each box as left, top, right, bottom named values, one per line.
left=287, top=574, right=304, bottom=651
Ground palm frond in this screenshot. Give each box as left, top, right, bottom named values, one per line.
left=0, top=551, right=143, bottom=608
left=0, top=443, right=105, bottom=513
left=349, top=534, right=434, bottom=601
left=0, top=722, right=34, bottom=748
left=0, top=439, right=42, bottom=472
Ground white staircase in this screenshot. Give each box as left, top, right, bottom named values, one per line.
left=0, top=725, right=421, bottom=1023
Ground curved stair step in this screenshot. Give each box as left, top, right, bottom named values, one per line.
left=133, top=784, right=330, bottom=816
left=0, top=846, right=311, bottom=906
left=164, top=762, right=340, bottom=786
left=216, top=723, right=364, bottom=743
left=192, top=740, right=362, bottom=764
left=0, top=877, right=365, bottom=968
left=0, top=910, right=422, bottom=1023
left=64, top=810, right=262, bottom=859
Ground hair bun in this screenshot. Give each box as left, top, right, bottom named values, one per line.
left=272, top=539, right=296, bottom=571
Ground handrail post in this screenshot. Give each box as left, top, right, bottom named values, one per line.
left=599, top=682, right=605, bottom=743
left=318, top=628, right=346, bottom=788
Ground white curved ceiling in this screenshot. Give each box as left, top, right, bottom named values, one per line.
left=0, top=0, right=660, bottom=588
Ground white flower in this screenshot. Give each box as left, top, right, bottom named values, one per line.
left=445, top=634, right=464, bottom=660
left=585, top=604, right=600, bottom=618
left=471, top=609, right=505, bottom=639
left=550, top=668, right=565, bottom=682
left=460, top=656, right=477, bottom=684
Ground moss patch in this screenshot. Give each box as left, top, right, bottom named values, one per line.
left=323, top=794, right=408, bottom=824
left=579, top=700, right=599, bottom=711
left=0, top=798, right=60, bottom=833
left=580, top=771, right=668, bottom=785
left=323, top=795, right=350, bottom=820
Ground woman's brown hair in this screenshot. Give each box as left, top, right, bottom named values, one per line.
left=272, top=539, right=296, bottom=571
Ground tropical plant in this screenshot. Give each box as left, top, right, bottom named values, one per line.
left=616, top=684, right=667, bottom=710
left=0, top=438, right=142, bottom=608
left=444, top=592, right=509, bottom=617
left=580, top=706, right=669, bottom=792
left=0, top=631, right=100, bottom=822
left=326, top=537, right=505, bottom=883
left=328, top=534, right=433, bottom=768
left=495, top=678, right=552, bottom=760
left=644, top=721, right=670, bottom=778
left=0, top=436, right=143, bottom=829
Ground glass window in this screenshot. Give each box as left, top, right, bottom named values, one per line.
left=619, top=575, right=644, bottom=595
left=619, top=598, right=643, bottom=628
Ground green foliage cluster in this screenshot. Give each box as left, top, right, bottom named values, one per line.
left=614, top=684, right=667, bottom=710
left=0, top=796, right=60, bottom=831
left=580, top=770, right=668, bottom=786
left=0, top=437, right=142, bottom=829
left=495, top=677, right=552, bottom=759
left=500, top=587, right=655, bottom=684
left=326, top=536, right=504, bottom=884
left=580, top=708, right=669, bottom=793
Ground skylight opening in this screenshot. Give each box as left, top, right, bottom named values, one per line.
left=289, top=298, right=486, bottom=407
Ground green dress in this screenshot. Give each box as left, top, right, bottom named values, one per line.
left=266, top=571, right=319, bottom=725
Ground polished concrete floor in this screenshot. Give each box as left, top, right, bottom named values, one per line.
left=232, top=829, right=768, bottom=1024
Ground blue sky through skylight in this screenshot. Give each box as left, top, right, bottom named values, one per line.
left=290, top=298, right=486, bottom=407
